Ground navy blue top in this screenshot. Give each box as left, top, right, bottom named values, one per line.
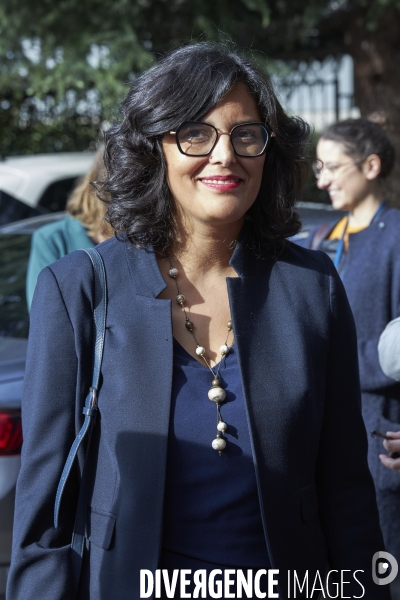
left=162, top=339, right=270, bottom=567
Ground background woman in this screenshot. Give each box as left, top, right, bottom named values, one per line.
left=26, top=145, right=112, bottom=307
left=300, top=118, right=400, bottom=565
left=8, top=45, right=388, bottom=599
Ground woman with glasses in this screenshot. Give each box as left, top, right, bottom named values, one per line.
left=300, top=118, right=400, bottom=567
left=8, top=46, right=388, bottom=599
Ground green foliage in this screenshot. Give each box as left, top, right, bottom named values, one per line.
left=0, top=0, right=399, bottom=156
left=0, top=0, right=155, bottom=155
left=0, top=103, right=100, bottom=156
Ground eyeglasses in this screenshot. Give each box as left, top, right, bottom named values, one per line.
left=169, top=121, right=271, bottom=157
left=312, top=160, right=359, bottom=179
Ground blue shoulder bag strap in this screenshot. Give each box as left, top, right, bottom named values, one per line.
left=53, top=247, right=107, bottom=586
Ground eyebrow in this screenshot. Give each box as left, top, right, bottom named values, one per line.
left=201, top=119, right=261, bottom=128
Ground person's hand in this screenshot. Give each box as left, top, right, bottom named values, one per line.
left=379, top=431, right=400, bottom=471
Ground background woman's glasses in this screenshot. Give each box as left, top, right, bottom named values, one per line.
left=170, top=121, right=271, bottom=157
left=312, top=159, right=359, bottom=179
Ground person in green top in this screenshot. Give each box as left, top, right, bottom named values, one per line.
left=26, top=146, right=113, bottom=308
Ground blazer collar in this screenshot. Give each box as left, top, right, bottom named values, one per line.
left=229, top=232, right=258, bottom=278
left=124, top=243, right=167, bottom=298
left=123, top=227, right=269, bottom=298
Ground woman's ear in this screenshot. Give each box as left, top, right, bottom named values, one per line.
left=363, top=154, right=382, bottom=181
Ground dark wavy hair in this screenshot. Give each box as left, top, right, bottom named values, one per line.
left=103, top=43, right=311, bottom=256
left=320, top=118, right=395, bottom=179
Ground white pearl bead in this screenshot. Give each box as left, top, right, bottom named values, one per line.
left=196, top=346, right=205, bottom=356
left=219, top=344, right=229, bottom=356
left=208, top=387, right=226, bottom=403
left=217, top=421, right=227, bottom=432
left=168, top=267, right=178, bottom=278
left=212, top=437, right=226, bottom=451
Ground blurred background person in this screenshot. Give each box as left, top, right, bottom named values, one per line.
left=26, top=145, right=112, bottom=308
left=298, top=117, right=400, bottom=563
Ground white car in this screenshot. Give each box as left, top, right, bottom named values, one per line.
left=0, top=152, right=95, bottom=224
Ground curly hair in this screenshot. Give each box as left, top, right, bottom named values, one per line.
left=103, top=43, right=311, bottom=256
left=320, top=118, right=395, bottom=179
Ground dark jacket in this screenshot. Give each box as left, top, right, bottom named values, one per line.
left=7, top=236, right=389, bottom=600
left=299, top=208, right=400, bottom=490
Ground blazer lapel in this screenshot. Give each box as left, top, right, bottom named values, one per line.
left=100, top=243, right=174, bottom=577
left=122, top=243, right=173, bottom=438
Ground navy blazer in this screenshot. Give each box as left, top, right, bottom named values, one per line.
left=8, top=236, right=389, bottom=600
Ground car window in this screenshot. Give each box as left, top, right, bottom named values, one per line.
left=0, top=233, right=30, bottom=338
left=38, top=177, right=79, bottom=212
left=0, top=190, right=42, bottom=226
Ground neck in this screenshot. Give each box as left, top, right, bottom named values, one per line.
left=348, top=187, right=383, bottom=227
left=170, top=217, right=244, bottom=276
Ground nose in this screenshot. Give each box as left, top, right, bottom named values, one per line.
left=316, top=169, right=331, bottom=189
left=209, top=132, right=236, bottom=166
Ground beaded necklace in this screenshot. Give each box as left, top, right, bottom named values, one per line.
left=168, top=261, right=232, bottom=454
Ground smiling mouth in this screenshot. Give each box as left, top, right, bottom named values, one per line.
left=198, top=176, right=243, bottom=190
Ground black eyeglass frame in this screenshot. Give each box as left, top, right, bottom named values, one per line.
left=169, top=121, right=272, bottom=158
